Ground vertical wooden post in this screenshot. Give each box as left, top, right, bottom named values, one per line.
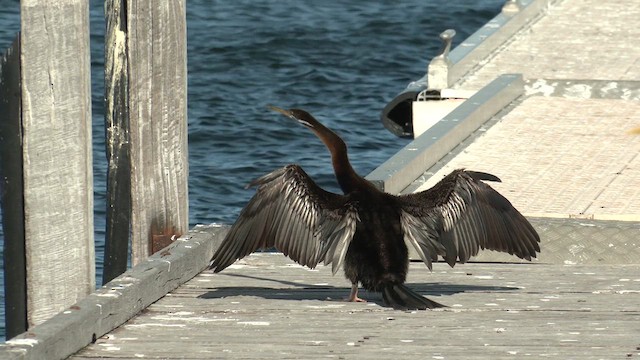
left=19, top=0, right=95, bottom=327
left=103, top=0, right=132, bottom=285
left=0, top=36, right=27, bottom=340
left=127, top=0, right=189, bottom=265
left=103, top=0, right=188, bottom=275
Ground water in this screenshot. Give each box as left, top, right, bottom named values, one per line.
left=0, top=0, right=502, bottom=340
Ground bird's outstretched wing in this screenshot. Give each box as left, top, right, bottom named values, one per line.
left=398, top=169, right=540, bottom=269
left=209, top=165, right=358, bottom=274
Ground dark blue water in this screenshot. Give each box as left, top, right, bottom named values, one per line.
left=0, top=0, right=502, bottom=340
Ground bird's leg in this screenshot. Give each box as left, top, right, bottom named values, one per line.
left=345, top=282, right=367, bottom=303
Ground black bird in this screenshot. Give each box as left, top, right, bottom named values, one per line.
left=209, top=106, right=540, bottom=310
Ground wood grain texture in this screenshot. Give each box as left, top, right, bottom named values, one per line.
left=70, top=253, right=640, bottom=359
left=0, top=225, right=227, bottom=360
left=127, top=0, right=189, bottom=265
left=19, top=0, right=94, bottom=327
left=103, top=0, right=132, bottom=285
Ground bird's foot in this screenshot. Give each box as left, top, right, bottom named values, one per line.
left=344, top=295, right=367, bottom=303
left=345, top=283, right=366, bottom=303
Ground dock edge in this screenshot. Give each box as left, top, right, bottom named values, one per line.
left=0, top=225, right=228, bottom=360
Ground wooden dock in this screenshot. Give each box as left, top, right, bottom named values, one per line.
left=71, top=247, right=640, bottom=359
left=2, top=0, right=640, bottom=358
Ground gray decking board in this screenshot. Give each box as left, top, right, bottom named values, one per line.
left=415, top=95, right=640, bottom=220
left=457, top=0, right=640, bottom=90
left=70, top=253, right=640, bottom=359
left=0, top=226, right=227, bottom=360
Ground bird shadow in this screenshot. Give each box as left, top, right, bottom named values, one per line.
left=197, top=273, right=520, bottom=308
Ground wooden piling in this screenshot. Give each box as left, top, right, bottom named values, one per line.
left=19, top=0, right=94, bottom=328
left=103, top=0, right=132, bottom=285
left=126, top=0, right=189, bottom=265
left=103, top=0, right=189, bottom=269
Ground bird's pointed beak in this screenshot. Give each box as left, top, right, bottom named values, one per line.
left=267, top=105, right=292, bottom=118
left=267, top=105, right=314, bottom=128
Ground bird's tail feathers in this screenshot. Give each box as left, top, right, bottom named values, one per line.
left=382, top=284, right=446, bottom=310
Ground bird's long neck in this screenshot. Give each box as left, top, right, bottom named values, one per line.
left=310, top=125, right=363, bottom=194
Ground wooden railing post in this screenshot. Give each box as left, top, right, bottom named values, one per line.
left=129, top=0, right=189, bottom=265
left=0, top=0, right=95, bottom=334
left=103, top=0, right=189, bottom=270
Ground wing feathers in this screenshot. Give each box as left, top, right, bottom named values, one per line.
left=209, top=165, right=357, bottom=273
left=399, top=211, right=446, bottom=270
left=400, top=169, right=540, bottom=269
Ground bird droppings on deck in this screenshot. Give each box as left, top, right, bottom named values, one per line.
left=237, top=321, right=270, bottom=326
left=5, top=339, right=38, bottom=347
left=98, top=344, right=121, bottom=351
left=306, top=340, right=327, bottom=345
left=97, top=292, right=121, bottom=298
left=305, top=304, right=346, bottom=309
left=124, top=323, right=186, bottom=328
left=474, top=275, right=494, bottom=279
left=110, top=283, right=133, bottom=291
left=151, top=314, right=236, bottom=324
left=165, top=311, right=193, bottom=316
left=153, top=259, right=172, bottom=272
left=117, top=274, right=142, bottom=284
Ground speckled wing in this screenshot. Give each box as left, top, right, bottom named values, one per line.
left=398, top=169, right=540, bottom=269
left=209, top=165, right=358, bottom=274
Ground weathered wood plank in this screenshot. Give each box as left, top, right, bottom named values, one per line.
left=103, top=0, right=132, bottom=285
left=127, top=0, right=189, bottom=264
left=2, top=224, right=638, bottom=359
left=69, top=253, right=640, bottom=359
left=0, top=36, right=27, bottom=339
left=0, top=225, right=227, bottom=359
left=19, top=0, right=94, bottom=327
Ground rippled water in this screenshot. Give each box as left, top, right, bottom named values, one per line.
left=0, top=0, right=502, bottom=339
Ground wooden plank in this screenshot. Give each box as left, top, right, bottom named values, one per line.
left=68, top=254, right=640, bottom=359
left=103, top=0, right=132, bottom=285
left=19, top=0, right=94, bottom=327
left=127, top=0, right=189, bottom=264
left=0, top=225, right=227, bottom=360
left=0, top=36, right=27, bottom=339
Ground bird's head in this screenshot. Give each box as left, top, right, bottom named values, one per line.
left=268, top=105, right=316, bottom=129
